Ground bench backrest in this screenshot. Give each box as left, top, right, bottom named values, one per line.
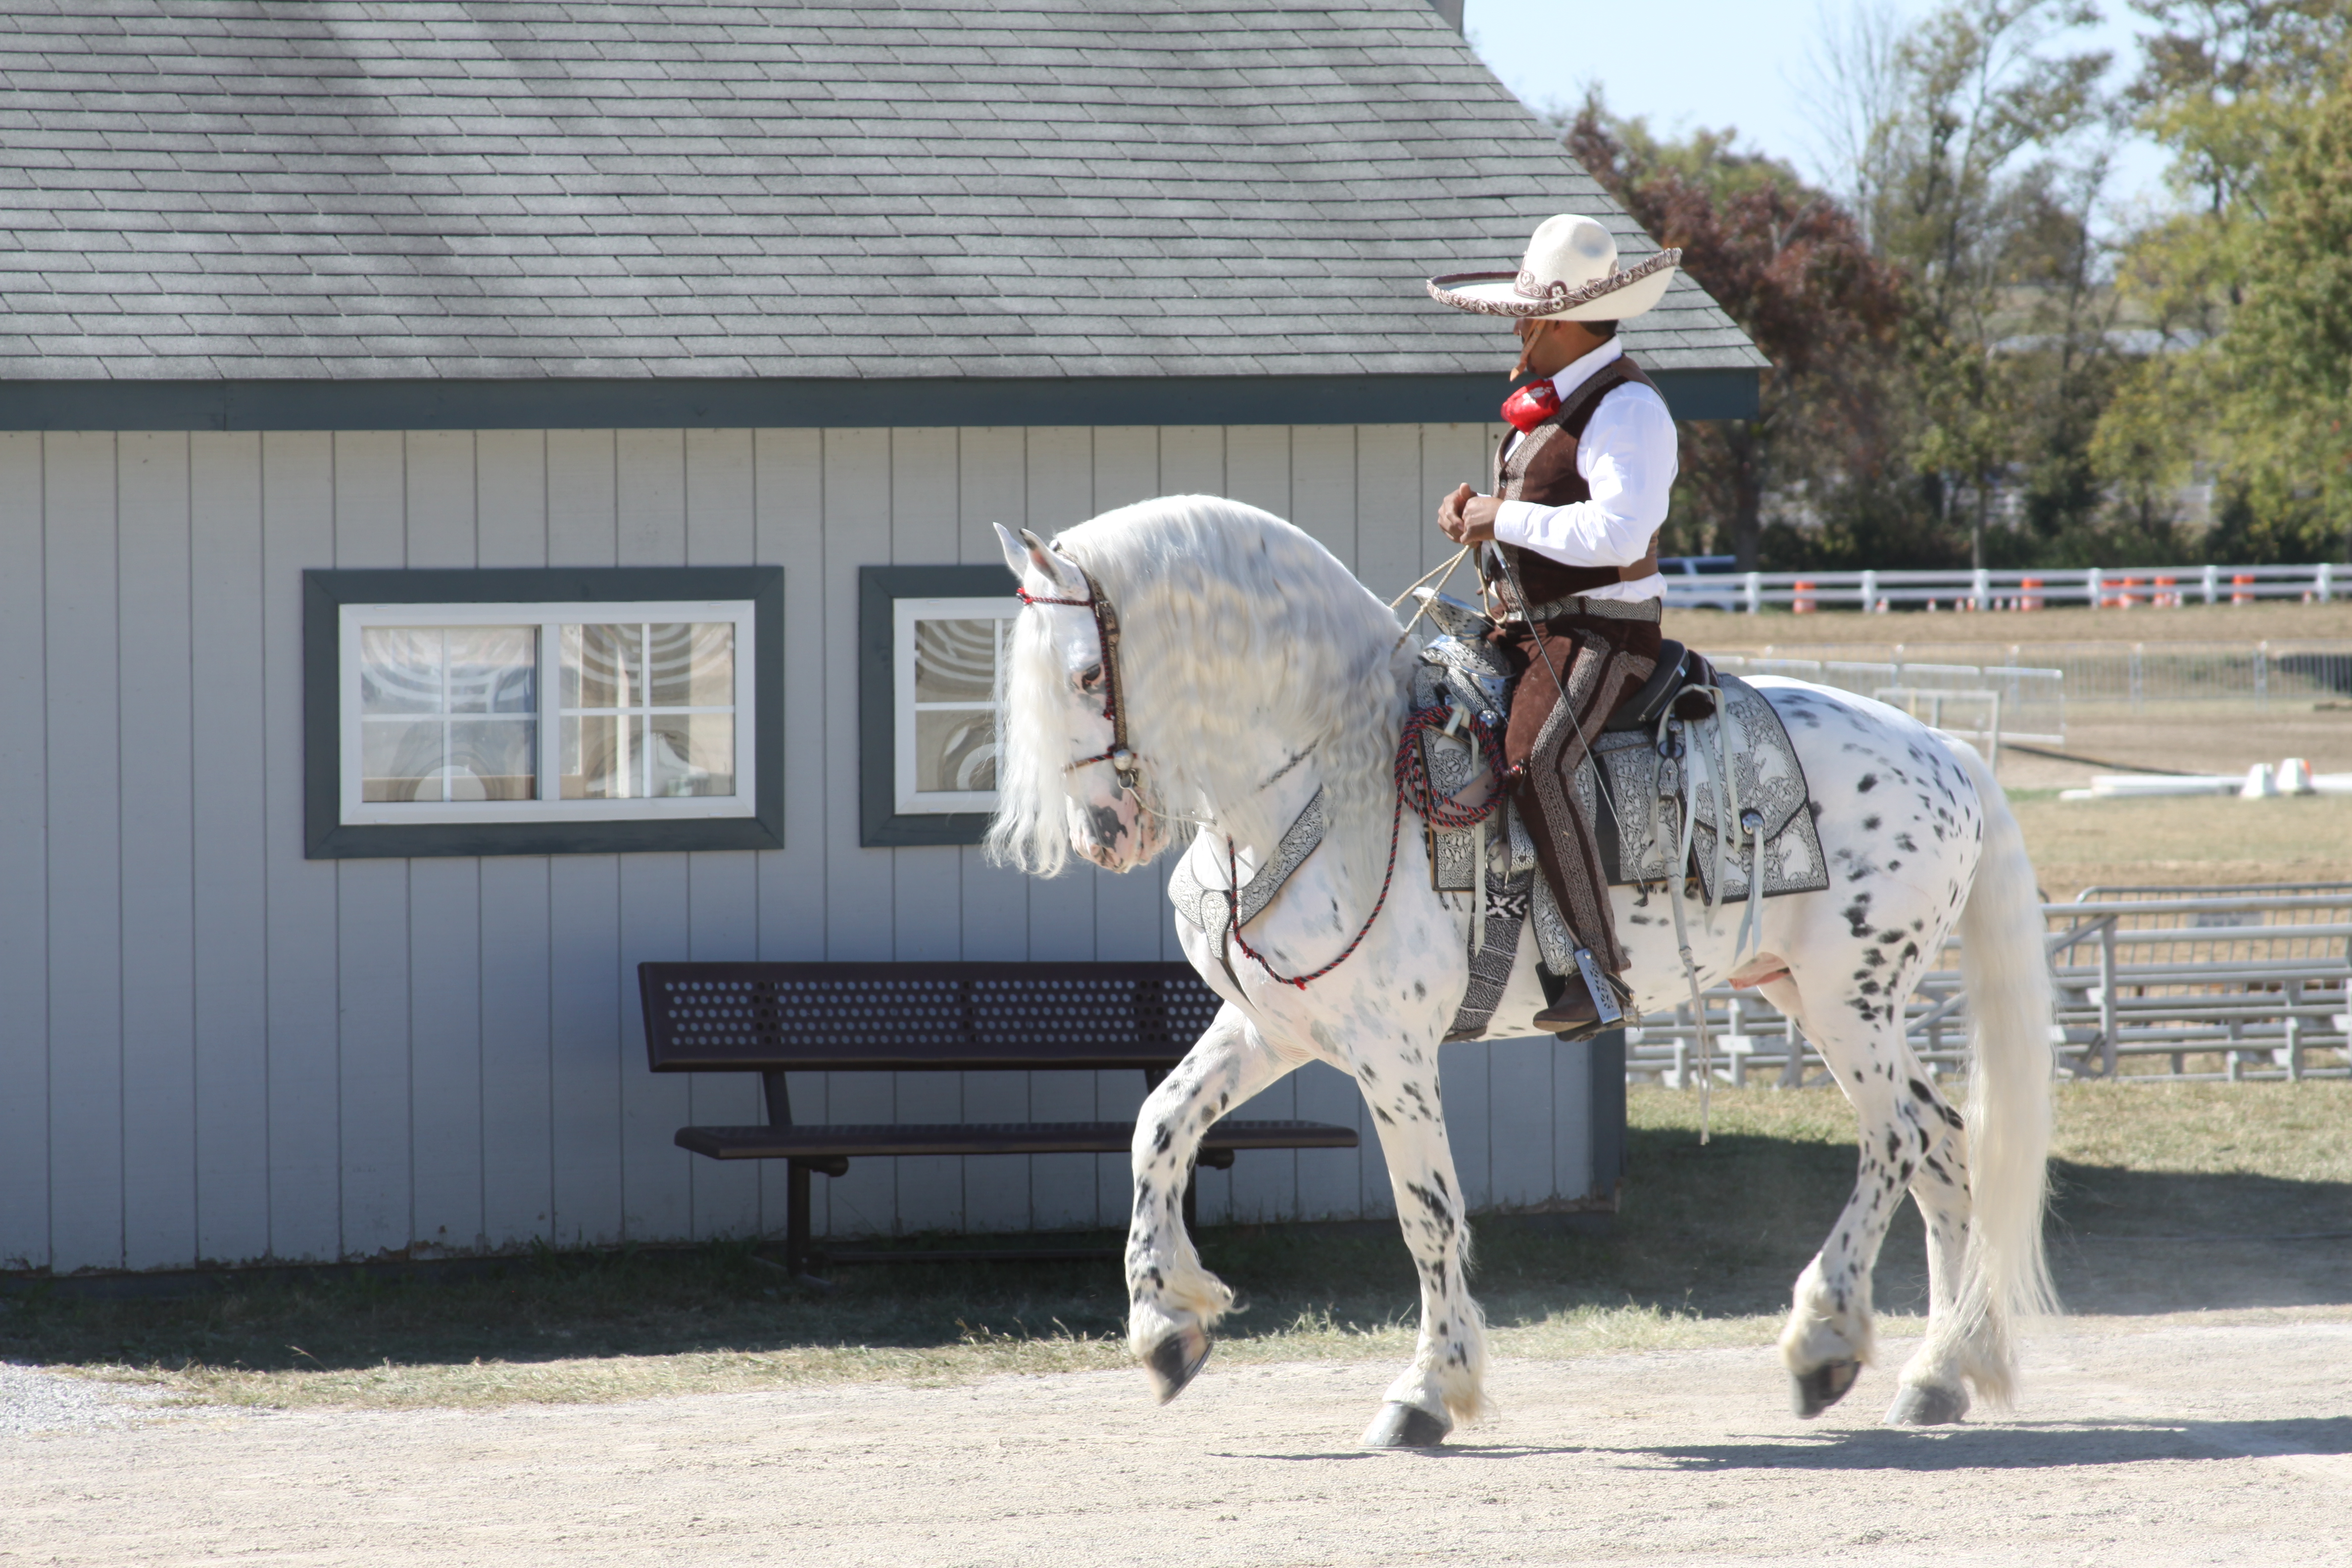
left=640, top=961, right=1224, bottom=1073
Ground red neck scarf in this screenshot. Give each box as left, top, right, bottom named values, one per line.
left=1501, top=377, right=1561, bottom=434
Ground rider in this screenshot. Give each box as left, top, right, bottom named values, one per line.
left=1425, top=214, right=1684, bottom=1036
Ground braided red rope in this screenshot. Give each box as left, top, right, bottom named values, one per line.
left=1221, top=704, right=1513, bottom=990
left=1393, top=704, right=1513, bottom=830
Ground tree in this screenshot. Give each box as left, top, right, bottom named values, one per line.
left=1564, top=98, right=1909, bottom=568
left=2094, top=1, right=2352, bottom=560
left=1811, top=0, right=2118, bottom=567
left=2213, top=63, right=2352, bottom=559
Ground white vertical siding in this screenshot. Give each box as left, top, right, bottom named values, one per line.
left=189, top=433, right=270, bottom=1266
left=46, top=432, right=124, bottom=1273
left=0, top=434, right=51, bottom=1271
left=118, top=431, right=196, bottom=1272
left=0, top=422, right=1588, bottom=1273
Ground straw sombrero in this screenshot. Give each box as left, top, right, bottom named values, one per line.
left=1427, top=213, right=1680, bottom=321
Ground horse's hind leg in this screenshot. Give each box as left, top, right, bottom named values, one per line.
left=1356, top=1047, right=1487, bottom=1447
left=1763, top=979, right=1945, bottom=1420
left=1884, top=1055, right=1978, bottom=1425
left=1126, top=1003, right=1298, bottom=1404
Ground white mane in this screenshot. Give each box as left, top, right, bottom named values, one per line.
left=987, top=494, right=1412, bottom=877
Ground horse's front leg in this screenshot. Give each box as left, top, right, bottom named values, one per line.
left=1127, top=1001, right=1299, bottom=1404
left=1357, top=1042, right=1488, bottom=1448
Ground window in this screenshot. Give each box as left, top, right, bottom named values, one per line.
left=307, top=568, right=782, bottom=858
left=894, top=597, right=1020, bottom=815
left=858, top=564, right=1020, bottom=846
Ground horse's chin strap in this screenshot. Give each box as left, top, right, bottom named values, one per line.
left=1018, top=556, right=1140, bottom=794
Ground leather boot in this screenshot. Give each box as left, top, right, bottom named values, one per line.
left=1533, top=971, right=1607, bottom=1039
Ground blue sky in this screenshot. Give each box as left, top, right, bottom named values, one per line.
left=1461, top=0, right=2174, bottom=223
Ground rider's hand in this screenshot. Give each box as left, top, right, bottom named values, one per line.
left=1437, top=483, right=1500, bottom=545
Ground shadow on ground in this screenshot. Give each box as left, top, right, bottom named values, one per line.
left=1, top=1118, right=2344, bottom=1378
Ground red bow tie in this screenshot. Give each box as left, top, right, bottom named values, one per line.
left=1502, top=379, right=1561, bottom=434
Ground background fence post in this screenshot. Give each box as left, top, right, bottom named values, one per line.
left=2319, top=562, right=2335, bottom=604
left=2087, top=565, right=2103, bottom=608
left=1743, top=572, right=1761, bottom=615
left=2203, top=563, right=2218, bottom=604
left=1860, top=568, right=1877, bottom=611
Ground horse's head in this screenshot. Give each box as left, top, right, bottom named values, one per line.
left=987, top=521, right=1169, bottom=875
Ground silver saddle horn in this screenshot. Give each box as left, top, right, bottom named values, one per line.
left=1410, top=587, right=1514, bottom=725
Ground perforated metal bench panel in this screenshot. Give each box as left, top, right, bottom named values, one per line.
left=640, top=961, right=1226, bottom=1072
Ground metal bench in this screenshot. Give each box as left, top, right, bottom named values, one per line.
left=639, top=960, right=1360, bottom=1278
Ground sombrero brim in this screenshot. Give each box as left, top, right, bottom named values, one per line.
left=1425, top=249, right=1679, bottom=321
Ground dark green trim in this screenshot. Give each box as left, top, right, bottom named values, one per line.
left=0, top=368, right=1757, bottom=431
left=303, top=566, right=785, bottom=860
left=859, top=563, right=1020, bottom=848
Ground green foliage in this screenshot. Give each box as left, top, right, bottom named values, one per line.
left=1563, top=95, right=1913, bottom=567
left=2093, top=0, right=2352, bottom=561
left=1579, top=0, right=2351, bottom=569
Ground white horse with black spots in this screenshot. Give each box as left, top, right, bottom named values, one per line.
left=987, top=495, right=2057, bottom=1447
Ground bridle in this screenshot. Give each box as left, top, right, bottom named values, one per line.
left=1015, top=553, right=1141, bottom=793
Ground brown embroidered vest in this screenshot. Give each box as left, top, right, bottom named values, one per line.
left=1485, top=355, right=1665, bottom=607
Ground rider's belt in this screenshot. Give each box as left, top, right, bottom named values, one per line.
left=1501, top=594, right=1663, bottom=625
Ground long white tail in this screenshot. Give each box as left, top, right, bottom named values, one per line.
left=1948, top=741, right=2060, bottom=1403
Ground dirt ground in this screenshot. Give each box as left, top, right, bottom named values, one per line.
left=6, top=1311, right=2349, bottom=1567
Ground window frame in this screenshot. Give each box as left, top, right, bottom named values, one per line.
left=305, top=567, right=784, bottom=859
left=858, top=563, right=1020, bottom=847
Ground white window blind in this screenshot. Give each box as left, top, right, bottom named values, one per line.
left=339, top=600, right=757, bottom=827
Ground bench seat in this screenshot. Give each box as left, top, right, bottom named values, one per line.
left=675, top=1118, right=1362, bottom=1162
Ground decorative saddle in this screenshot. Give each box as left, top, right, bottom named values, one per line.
left=1408, top=588, right=1829, bottom=1039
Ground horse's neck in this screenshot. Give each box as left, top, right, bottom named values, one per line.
left=1196, top=747, right=1324, bottom=872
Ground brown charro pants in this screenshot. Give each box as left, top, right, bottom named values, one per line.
left=1494, top=612, right=1662, bottom=976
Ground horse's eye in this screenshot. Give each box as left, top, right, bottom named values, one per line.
left=1076, top=663, right=1105, bottom=692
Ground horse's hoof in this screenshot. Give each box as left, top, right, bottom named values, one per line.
left=1143, top=1327, right=1211, bottom=1405
left=1791, top=1358, right=1862, bottom=1419
left=1361, top=1401, right=1453, bottom=1449
left=1884, top=1381, right=1970, bottom=1426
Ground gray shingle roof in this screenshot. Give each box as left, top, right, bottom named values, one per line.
left=0, top=0, right=1766, bottom=383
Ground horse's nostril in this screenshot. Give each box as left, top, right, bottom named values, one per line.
left=1084, top=802, right=1126, bottom=845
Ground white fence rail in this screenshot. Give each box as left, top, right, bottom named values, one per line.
left=1625, top=884, right=2352, bottom=1087
left=1711, top=641, right=2352, bottom=715
left=1667, top=561, right=2342, bottom=614
left=1711, top=654, right=2066, bottom=742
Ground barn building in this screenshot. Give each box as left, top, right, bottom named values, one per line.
left=0, top=0, right=1764, bottom=1274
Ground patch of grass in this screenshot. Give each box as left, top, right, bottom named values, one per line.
left=5, top=1083, right=2345, bottom=1409
left=2008, top=791, right=2352, bottom=900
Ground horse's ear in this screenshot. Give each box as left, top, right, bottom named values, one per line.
left=996, top=522, right=1082, bottom=593
left=991, top=521, right=1032, bottom=581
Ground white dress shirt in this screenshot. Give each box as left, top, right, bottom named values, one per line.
left=1494, top=339, right=1676, bottom=602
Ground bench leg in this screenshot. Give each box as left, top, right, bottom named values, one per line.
left=784, top=1159, right=847, bottom=1287
left=786, top=1160, right=813, bottom=1277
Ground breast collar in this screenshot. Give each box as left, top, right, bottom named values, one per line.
left=1016, top=550, right=1140, bottom=792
